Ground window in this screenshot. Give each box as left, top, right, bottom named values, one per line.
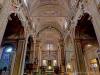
left=42, top=60, right=47, bottom=66
left=46, top=43, right=54, bottom=50
left=53, top=60, right=57, bottom=66
left=64, top=21, right=68, bottom=29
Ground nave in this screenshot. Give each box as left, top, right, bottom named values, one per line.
left=0, top=0, right=100, bottom=75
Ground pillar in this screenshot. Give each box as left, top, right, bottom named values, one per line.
left=35, top=40, right=40, bottom=65
left=0, top=0, right=10, bottom=46
left=74, top=29, right=87, bottom=75
left=29, top=41, right=34, bottom=63
left=0, top=0, right=10, bottom=58
left=59, top=39, right=66, bottom=75
left=84, top=0, right=100, bottom=74
left=58, top=44, right=61, bottom=67
left=34, top=39, right=40, bottom=73
left=11, top=38, right=26, bottom=75
left=85, top=0, right=100, bottom=44
left=27, top=39, right=34, bottom=75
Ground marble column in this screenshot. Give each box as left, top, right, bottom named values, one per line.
left=58, top=43, right=61, bottom=67
left=74, top=30, right=87, bottom=75
left=71, top=27, right=78, bottom=73
left=33, top=39, right=36, bottom=63
left=29, top=41, right=34, bottom=63
left=85, top=0, right=100, bottom=49
left=0, top=0, right=11, bottom=58
left=27, top=41, right=34, bottom=75
left=0, top=0, right=10, bottom=46
left=59, top=39, right=66, bottom=75
left=74, top=40, right=87, bottom=75
left=34, top=39, right=40, bottom=72
left=85, top=0, right=100, bottom=73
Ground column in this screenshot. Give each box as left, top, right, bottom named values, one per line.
left=0, top=0, right=10, bottom=58
left=58, top=44, right=61, bottom=67
left=85, top=1, right=100, bottom=74
left=74, top=30, right=87, bottom=75
left=74, top=40, right=87, bottom=75
left=34, top=39, right=40, bottom=73
left=35, top=40, right=40, bottom=65
left=0, top=0, right=10, bottom=46
left=11, top=39, right=26, bottom=75
left=38, top=43, right=42, bottom=67
left=27, top=39, right=34, bottom=75
left=33, top=38, right=36, bottom=62
left=59, top=39, right=66, bottom=75
left=29, top=41, right=34, bottom=63
left=86, top=0, right=100, bottom=48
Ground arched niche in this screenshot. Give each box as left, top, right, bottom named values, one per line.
left=0, top=13, right=25, bottom=74
left=75, top=13, right=100, bottom=74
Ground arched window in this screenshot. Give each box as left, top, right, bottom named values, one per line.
left=0, top=43, right=15, bottom=71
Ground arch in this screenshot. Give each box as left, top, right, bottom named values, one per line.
left=74, top=12, right=100, bottom=74
left=4, top=13, right=25, bottom=39
left=36, top=26, right=63, bottom=39
left=75, top=12, right=97, bottom=39
left=0, top=13, right=25, bottom=73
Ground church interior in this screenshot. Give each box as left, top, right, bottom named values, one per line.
left=0, top=0, right=100, bottom=75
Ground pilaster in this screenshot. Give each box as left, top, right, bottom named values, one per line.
left=11, top=38, right=27, bottom=75
left=59, top=39, right=66, bottom=75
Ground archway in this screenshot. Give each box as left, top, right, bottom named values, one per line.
left=75, top=13, right=100, bottom=75
left=34, top=26, right=64, bottom=75
left=0, top=13, right=24, bottom=75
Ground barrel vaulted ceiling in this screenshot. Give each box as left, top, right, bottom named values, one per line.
left=22, top=0, right=74, bottom=61
left=22, top=0, right=72, bottom=33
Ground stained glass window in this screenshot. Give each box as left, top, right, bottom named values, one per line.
left=0, top=45, right=14, bottom=70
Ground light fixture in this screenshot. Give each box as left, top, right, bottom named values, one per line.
left=32, top=23, right=35, bottom=29
left=67, top=63, right=71, bottom=69
left=92, top=63, right=98, bottom=68
left=87, top=44, right=92, bottom=47
left=90, top=59, right=98, bottom=68
left=5, top=47, right=13, bottom=53
left=53, top=60, right=57, bottom=66
left=43, top=60, right=47, bottom=66
left=64, top=21, right=68, bottom=29
left=48, top=65, right=52, bottom=70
